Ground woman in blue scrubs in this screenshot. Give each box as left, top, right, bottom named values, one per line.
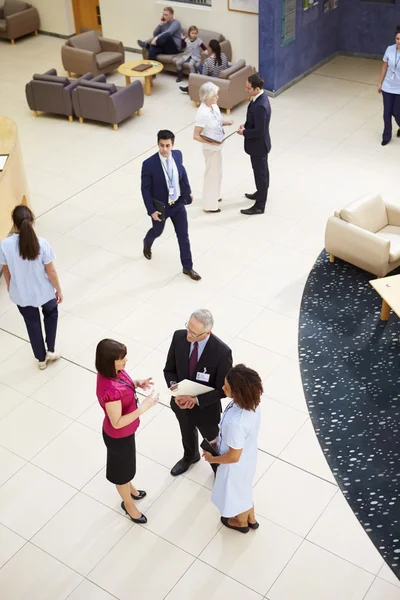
left=378, top=26, right=400, bottom=146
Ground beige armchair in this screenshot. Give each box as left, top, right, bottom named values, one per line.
left=62, top=31, right=125, bottom=77
left=188, top=60, right=256, bottom=114
left=325, top=193, right=400, bottom=277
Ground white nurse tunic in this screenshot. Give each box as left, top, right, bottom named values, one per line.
left=211, top=400, right=261, bottom=517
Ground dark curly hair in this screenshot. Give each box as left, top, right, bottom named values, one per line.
left=226, top=364, right=263, bottom=411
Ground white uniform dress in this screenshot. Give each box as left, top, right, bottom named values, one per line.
left=211, top=400, right=261, bottom=517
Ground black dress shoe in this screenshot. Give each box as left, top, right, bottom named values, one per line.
left=218, top=198, right=222, bottom=202
left=221, top=516, right=249, bottom=534
left=381, top=140, right=390, bottom=146
left=179, top=86, right=189, bottom=93
left=241, top=207, right=264, bottom=215
left=176, top=75, right=183, bottom=83
left=143, top=244, right=152, bottom=260
left=171, top=455, right=200, bottom=477
left=131, top=490, right=147, bottom=501
left=183, top=268, right=201, bottom=281
left=137, top=40, right=149, bottom=49
left=397, top=129, right=400, bottom=138
left=121, top=501, right=147, bottom=524
left=245, top=192, right=257, bottom=200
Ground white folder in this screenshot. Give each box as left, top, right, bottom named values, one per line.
left=169, top=379, right=214, bottom=397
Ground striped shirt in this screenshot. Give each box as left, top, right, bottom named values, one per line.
left=202, top=53, right=230, bottom=78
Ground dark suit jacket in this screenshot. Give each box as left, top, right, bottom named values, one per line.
left=244, top=93, right=272, bottom=157
left=164, top=330, right=233, bottom=427
left=141, top=149, right=192, bottom=216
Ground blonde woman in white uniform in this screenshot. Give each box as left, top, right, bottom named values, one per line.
left=193, top=82, right=233, bottom=213
left=202, top=364, right=262, bottom=534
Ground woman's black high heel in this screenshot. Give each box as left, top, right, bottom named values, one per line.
left=131, top=490, right=147, bottom=501
left=121, top=501, right=147, bottom=524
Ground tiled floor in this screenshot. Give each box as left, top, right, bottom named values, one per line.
left=0, top=36, right=399, bottom=599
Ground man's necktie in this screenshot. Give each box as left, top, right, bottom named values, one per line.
left=189, top=341, right=198, bottom=378
left=166, top=157, right=177, bottom=201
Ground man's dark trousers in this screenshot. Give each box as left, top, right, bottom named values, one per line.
left=144, top=200, right=193, bottom=270
left=251, top=155, right=269, bottom=210
left=149, top=33, right=179, bottom=60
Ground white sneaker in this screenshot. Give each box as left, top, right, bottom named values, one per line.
left=38, top=360, right=47, bottom=370
left=46, top=350, right=61, bottom=362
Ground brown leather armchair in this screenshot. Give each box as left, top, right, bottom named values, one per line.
left=188, top=60, right=256, bottom=114
left=61, top=31, right=125, bottom=77
left=0, top=0, right=39, bottom=44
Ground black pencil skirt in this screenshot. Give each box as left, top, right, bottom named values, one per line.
left=102, top=430, right=136, bottom=485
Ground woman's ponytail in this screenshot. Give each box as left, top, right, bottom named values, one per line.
left=11, top=205, right=40, bottom=261
left=209, top=39, right=222, bottom=67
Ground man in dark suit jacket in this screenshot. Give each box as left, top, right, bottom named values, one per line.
left=164, top=309, right=233, bottom=476
left=141, top=129, right=201, bottom=281
left=238, top=73, right=272, bottom=216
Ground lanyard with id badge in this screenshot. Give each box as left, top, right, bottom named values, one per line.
left=161, top=160, right=176, bottom=205
left=392, top=49, right=400, bottom=80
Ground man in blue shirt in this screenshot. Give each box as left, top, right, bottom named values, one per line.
left=138, top=6, right=182, bottom=61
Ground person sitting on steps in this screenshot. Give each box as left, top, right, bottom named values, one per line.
left=138, top=6, right=182, bottom=62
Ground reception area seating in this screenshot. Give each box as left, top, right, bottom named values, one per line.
left=141, top=28, right=232, bottom=74
left=61, top=31, right=125, bottom=77
left=71, top=75, right=144, bottom=130
left=325, top=193, right=400, bottom=277
left=25, top=69, right=93, bottom=121
left=0, top=0, right=39, bottom=44
left=189, top=60, right=256, bottom=114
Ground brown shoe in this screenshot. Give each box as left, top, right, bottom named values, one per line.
left=183, top=268, right=201, bottom=281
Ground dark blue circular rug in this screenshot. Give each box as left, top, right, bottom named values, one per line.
left=299, top=251, right=400, bottom=579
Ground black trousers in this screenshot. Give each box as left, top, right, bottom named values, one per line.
left=382, top=91, right=400, bottom=143
left=144, top=201, right=193, bottom=270
left=171, top=400, right=219, bottom=466
left=149, top=33, right=179, bottom=60
left=17, top=298, right=58, bottom=362
left=250, top=154, right=269, bottom=210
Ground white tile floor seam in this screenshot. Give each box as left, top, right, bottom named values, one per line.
left=0, top=37, right=399, bottom=598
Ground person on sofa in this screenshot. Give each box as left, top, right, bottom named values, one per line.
left=179, top=39, right=230, bottom=93
left=137, top=6, right=181, bottom=61
left=175, top=26, right=207, bottom=83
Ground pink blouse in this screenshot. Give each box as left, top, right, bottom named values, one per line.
left=96, top=370, right=140, bottom=439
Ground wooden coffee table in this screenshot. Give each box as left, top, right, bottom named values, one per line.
left=118, top=60, right=164, bottom=96
left=370, top=274, right=400, bottom=320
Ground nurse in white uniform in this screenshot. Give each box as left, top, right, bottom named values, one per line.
left=378, top=26, right=400, bottom=146
left=202, top=363, right=262, bottom=534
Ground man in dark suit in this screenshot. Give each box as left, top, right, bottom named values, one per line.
left=238, top=73, right=272, bottom=216
left=164, top=309, right=233, bottom=476
left=141, top=129, right=201, bottom=281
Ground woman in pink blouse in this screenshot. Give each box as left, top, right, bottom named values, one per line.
left=96, top=339, right=159, bottom=524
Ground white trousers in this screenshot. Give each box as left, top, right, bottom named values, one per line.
left=202, top=148, right=222, bottom=211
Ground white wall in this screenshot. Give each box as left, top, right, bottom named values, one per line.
left=99, top=0, right=259, bottom=68
left=33, top=0, right=75, bottom=36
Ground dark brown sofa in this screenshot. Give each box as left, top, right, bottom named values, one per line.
left=0, top=0, right=39, bottom=44
left=62, top=30, right=125, bottom=77
left=71, top=75, right=144, bottom=130
left=25, top=69, right=93, bottom=121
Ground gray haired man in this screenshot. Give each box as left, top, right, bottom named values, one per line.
left=164, top=309, right=233, bottom=476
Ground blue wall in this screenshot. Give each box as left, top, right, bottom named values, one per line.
left=340, top=0, right=400, bottom=55
left=259, top=0, right=400, bottom=93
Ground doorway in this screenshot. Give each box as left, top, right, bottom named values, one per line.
left=72, top=0, right=102, bottom=34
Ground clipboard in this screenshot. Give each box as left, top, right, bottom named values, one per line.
left=200, top=130, right=237, bottom=144
left=169, top=379, right=214, bottom=397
